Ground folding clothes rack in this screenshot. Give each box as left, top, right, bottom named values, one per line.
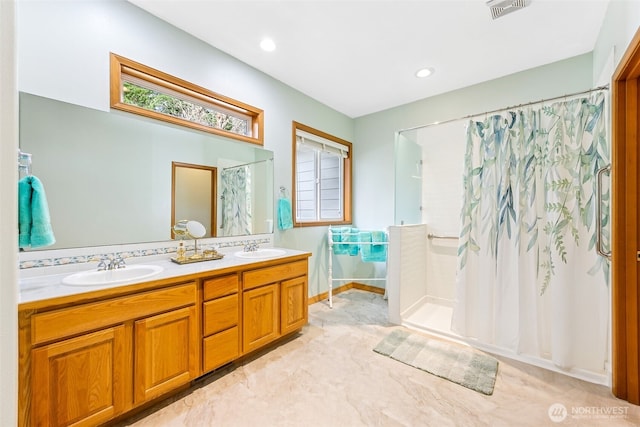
left=327, top=226, right=388, bottom=308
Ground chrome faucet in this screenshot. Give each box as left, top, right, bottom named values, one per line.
left=112, top=255, right=126, bottom=269
left=244, top=242, right=259, bottom=252
left=97, top=258, right=109, bottom=271
left=97, top=255, right=127, bottom=271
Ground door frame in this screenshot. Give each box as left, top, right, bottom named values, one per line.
left=612, top=27, right=640, bottom=404
left=171, top=161, right=217, bottom=239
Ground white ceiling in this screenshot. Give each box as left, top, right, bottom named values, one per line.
left=128, top=0, right=611, bottom=118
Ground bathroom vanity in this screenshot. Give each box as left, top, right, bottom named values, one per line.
left=18, top=250, right=310, bottom=426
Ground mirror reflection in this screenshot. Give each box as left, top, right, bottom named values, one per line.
left=172, top=162, right=216, bottom=238
left=172, top=219, right=207, bottom=239
left=19, top=92, right=274, bottom=250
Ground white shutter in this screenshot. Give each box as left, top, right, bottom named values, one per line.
left=319, top=152, right=342, bottom=220
left=295, top=128, right=348, bottom=222
left=295, top=146, right=317, bottom=221
left=296, top=132, right=349, bottom=158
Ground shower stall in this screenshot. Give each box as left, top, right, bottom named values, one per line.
left=388, top=89, right=612, bottom=385
left=389, top=121, right=465, bottom=337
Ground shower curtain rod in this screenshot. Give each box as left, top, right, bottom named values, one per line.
left=222, top=158, right=273, bottom=171
left=398, top=85, right=610, bottom=134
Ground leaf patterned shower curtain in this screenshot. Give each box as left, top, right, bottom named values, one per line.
left=221, top=166, right=252, bottom=236
left=453, top=92, right=610, bottom=373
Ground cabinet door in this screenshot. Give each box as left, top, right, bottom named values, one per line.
left=281, top=276, right=308, bottom=336
left=243, top=283, right=279, bottom=353
left=32, top=326, right=127, bottom=427
left=134, top=306, right=198, bottom=404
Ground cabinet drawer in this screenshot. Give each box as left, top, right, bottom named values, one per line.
left=203, top=294, right=239, bottom=336
left=32, top=283, right=196, bottom=345
left=242, top=260, right=307, bottom=291
left=203, top=274, right=239, bottom=300
left=203, top=327, right=239, bottom=372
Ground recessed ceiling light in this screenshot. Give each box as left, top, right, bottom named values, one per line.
left=260, top=38, right=276, bottom=52
left=415, top=68, right=434, bottom=78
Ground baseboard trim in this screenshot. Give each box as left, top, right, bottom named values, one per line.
left=307, top=282, right=384, bottom=305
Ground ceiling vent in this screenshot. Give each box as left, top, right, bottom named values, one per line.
left=486, top=0, right=529, bottom=19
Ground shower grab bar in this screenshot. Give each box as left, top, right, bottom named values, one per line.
left=427, top=233, right=458, bottom=240
left=596, top=164, right=611, bottom=261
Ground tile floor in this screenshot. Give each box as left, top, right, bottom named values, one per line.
left=119, top=290, right=640, bottom=427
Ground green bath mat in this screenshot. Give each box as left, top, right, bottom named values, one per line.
left=373, top=329, right=498, bottom=395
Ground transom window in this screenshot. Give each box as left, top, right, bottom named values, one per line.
left=110, top=53, right=264, bottom=145
left=293, top=122, right=352, bottom=226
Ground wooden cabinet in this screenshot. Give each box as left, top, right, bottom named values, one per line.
left=31, top=326, right=127, bottom=426
left=19, top=254, right=310, bottom=427
left=134, top=305, right=198, bottom=403
left=243, top=283, right=280, bottom=353
left=26, top=282, right=197, bottom=427
left=281, top=275, right=308, bottom=336
left=242, top=260, right=308, bottom=354
left=202, top=274, right=240, bottom=372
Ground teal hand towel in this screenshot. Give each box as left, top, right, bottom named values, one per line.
left=331, top=227, right=349, bottom=255
left=18, top=176, right=56, bottom=249
left=371, top=231, right=387, bottom=247
left=360, top=230, right=387, bottom=262
left=277, top=198, right=293, bottom=230
left=347, top=227, right=359, bottom=256
left=18, top=178, right=32, bottom=248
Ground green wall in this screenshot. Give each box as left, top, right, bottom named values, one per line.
left=16, top=0, right=640, bottom=297
left=353, top=53, right=594, bottom=233
left=17, top=0, right=354, bottom=296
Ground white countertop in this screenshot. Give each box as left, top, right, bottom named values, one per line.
left=19, top=247, right=309, bottom=305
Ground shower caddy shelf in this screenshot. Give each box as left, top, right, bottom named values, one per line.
left=327, top=226, right=388, bottom=308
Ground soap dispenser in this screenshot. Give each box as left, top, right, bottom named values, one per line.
left=176, top=242, right=186, bottom=262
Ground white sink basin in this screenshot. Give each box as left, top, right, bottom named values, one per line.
left=62, top=264, right=164, bottom=286
left=234, top=248, right=286, bottom=259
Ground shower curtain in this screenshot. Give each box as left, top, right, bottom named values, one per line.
left=221, top=166, right=252, bottom=235
left=453, top=92, right=610, bottom=373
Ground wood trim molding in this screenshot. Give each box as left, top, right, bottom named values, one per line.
left=611, top=26, right=640, bottom=405
left=110, top=53, right=264, bottom=146
left=307, top=282, right=385, bottom=305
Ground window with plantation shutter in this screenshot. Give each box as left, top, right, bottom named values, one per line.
left=292, top=122, right=352, bottom=226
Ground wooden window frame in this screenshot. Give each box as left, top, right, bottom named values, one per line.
left=292, top=121, right=352, bottom=227
left=110, top=53, right=264, bottom=146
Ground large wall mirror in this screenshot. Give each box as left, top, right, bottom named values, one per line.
left=19, top=92, right=274, bottom=250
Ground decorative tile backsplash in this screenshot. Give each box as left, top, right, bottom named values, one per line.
left=19, top=235, right=273, bottom=270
